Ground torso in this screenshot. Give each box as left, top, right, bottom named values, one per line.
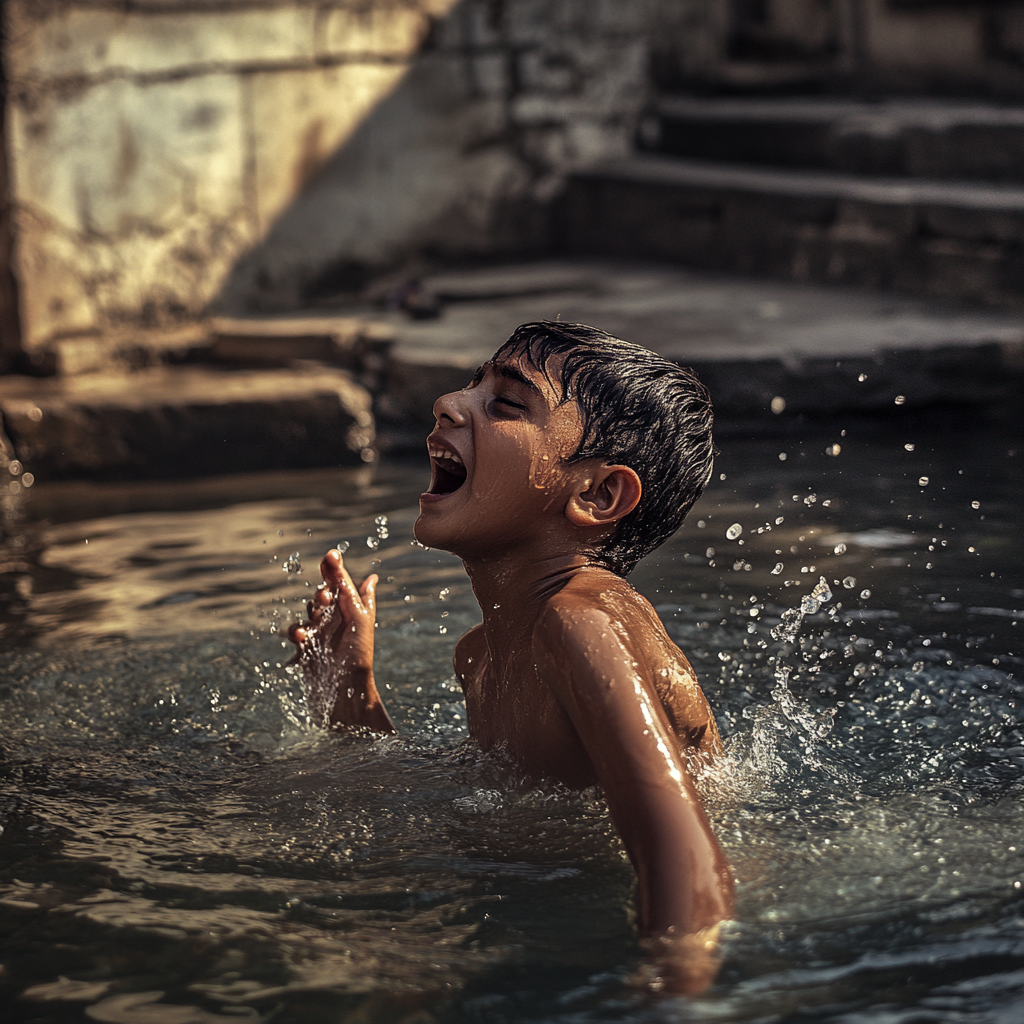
left=454, top=575, right=721, bottom=789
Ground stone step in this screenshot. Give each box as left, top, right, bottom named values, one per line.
left=0, top=365, right=375, bottom=482
left=366, top=258, right=1024, bottom=443
left=4, top=260, right=1023, bottom=481
left=642, top=97, right=1024, bottom=184
left=30, top=315, right=395, bottom=379
left=563, top=156, right=1024, bottom=309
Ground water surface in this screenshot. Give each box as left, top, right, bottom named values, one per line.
left=1, top=423, right=1022, bottom=1023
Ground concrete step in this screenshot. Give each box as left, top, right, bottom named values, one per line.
left=642, top=97, right=1024, bottom=184
left=563, top=156, right=1024, bottom=309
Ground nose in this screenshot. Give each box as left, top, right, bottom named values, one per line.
left=432, top=389, right=469, bottom=427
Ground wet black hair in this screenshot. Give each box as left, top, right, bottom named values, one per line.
left=494, top=321, right=714, bottom=576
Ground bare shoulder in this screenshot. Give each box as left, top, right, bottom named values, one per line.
left=536, top=572, right=722, bottom=756
left=535, top=572, right=658, bottom=653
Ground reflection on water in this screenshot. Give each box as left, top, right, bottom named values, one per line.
left=1, top=425, right=1023, bottom=1023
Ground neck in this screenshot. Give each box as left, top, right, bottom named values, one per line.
left=463, top=545, right=612, bottom=641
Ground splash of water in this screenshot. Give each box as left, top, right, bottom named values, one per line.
left=703, top=577, right=852, bottom=805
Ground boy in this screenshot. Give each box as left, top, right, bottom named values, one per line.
left=289, top=322, right=733, bottom=993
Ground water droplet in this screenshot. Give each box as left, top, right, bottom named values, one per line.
left=778, top=452, right=787, bottom=461
left=21, top=472, right=34, bottom=488
left=705, top=547, right=715, bottom=559
left=28, top=406, right=43, bottom=422
left=7, top=460, right=21, bottom=476
left=775, top=516, right=784, bottom=525
left=803, top=493, right=817, bottom=505
left=439, top=626, right=448, bottom=634
left=771, top=396, right=786, bottom=414
left=493, top=603, right=501, bottom=609
left=895, top=395, right=906, bottom=405
left=439, top=587, right=450, bottom=600
left=971, top=501, right=980, bottom=510
left=918, top=476, right=929, bottom=487
left=277, top=529, right=284, bottom=537
left=801, top=595, right=820, bottom=615
left=771, top=562, right=783, bottom=574
left=726, top=523, right=743, bottom=540
left=858, top=373, right=867, bottom=382
left=825, top=444, right=841, bottom=456
left=834, top=542, right=847, bottom=555
left=283, top=551, right=302, bottom=573
left=719, top=472, right=727, bottom=481
left=335, top=540, right=350, bottom=554
left=697, top=520, right=706, bottom=528
left=843, top=576, right=856, bottom=588
left=812, top=578, right=832, bottom=604
left=771, top=607, right=803, bottom=642
left=366, top=537, right=380, bottom=550
left=860, top=589, right=871, bottom=599
left=404, top=594, right=413, bottom=603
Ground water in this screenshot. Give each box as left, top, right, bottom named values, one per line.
left=1, top=423, right=1022, bottom=1023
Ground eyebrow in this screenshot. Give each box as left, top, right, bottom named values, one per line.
left=489, top=360, right=543, bottom=395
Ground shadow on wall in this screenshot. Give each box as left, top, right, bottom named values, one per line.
left=213, top=0, right=647, bottom=316
left=215, top=44, right=541, bottom=315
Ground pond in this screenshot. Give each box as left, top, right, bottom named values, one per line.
left=0, top=419, right=1022, bottom=1024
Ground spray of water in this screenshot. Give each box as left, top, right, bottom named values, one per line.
left=701, top=577, right=855, bottom=806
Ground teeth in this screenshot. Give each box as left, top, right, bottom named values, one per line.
left=428, top=442, right=463, bottom=466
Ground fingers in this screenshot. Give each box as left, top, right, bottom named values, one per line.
left=321, top=549, right=359, bottom=602
left=358, top=574, right=378, bottom=619
left=291, top=549, right=378, bottom=649
left=308, top=586, right=333, bottom=617
left=321, top=549, right=375, bottom=618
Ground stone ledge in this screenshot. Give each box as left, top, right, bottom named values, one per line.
left=0, top=364, right=375, bottom=482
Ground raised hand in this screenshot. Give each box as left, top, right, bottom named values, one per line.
left=288, top=549, right=395, bottom=733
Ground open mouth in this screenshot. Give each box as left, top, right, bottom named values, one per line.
left=426, top=441, right=468, bottom=496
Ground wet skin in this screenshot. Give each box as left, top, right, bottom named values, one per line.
left=290, top=353, right=734, bottom=993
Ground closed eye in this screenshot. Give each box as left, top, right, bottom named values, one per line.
left=491, top=394, right=531, bottom=417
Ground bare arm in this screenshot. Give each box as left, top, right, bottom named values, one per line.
left=535, top=604, right=733, bottom=992
left=288, top=549, right=395, bottom=733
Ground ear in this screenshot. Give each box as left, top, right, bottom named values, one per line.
left=565, top=464, right=642, bottom=529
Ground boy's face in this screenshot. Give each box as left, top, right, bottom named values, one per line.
left=415, top=351, right=590, bottom=559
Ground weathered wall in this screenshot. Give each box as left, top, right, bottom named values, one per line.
left=2, top=0, right=653, bottom=351
left=3, top=0, right=449, bottom=350
left=221, top=0, right=648, bottom=311
left=6, top=0, right=1022, bottom=357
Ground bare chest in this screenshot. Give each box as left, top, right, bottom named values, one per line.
left=460, top=652, right=597, bottom=788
